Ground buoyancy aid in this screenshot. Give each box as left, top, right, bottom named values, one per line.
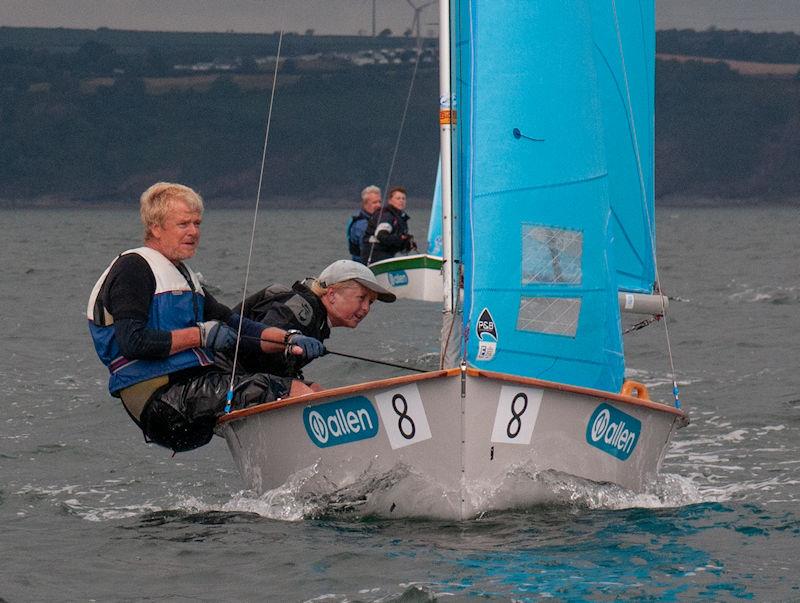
left=361, top=205, right=410, bottom=263
left=87, top=246, right=213, bottom=395
left=347, top=210, right=370, bottom=260
left=235, top=280, right=330, bottom=378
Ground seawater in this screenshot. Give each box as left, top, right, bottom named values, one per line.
left=2, top=204, right=800, bottom=601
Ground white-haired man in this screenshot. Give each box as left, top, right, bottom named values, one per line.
left=87, top=182, right=324, bottom=453
left=347, top=185, right=382, bottom=263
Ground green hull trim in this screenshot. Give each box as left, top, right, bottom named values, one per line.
left=369, top=255, right=443, bottom=275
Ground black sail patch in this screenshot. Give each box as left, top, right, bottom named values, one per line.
left=475, top=307, right=498, bottom=361
left=476, top=308, right=497, bottom=341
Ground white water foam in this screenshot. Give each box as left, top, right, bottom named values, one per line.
left=727, top=281, right=800, bottom=304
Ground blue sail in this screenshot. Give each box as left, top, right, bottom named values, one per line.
left=427, top=157, right=443, bottom=256
left=591, top=1, right=656, bottom=293
left=453, top=0, right=625, bottom=392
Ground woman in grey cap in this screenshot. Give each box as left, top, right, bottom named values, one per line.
left=231, top=260, right=395, bottom=382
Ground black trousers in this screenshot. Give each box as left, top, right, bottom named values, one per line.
left=139, top=368, right=292, bottom=453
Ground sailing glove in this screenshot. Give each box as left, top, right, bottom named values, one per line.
left=197, top=320, right=238, bottom=353
left=287, top=333, right=326, bottom=360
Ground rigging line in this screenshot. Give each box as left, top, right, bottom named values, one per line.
left=623, top=315, right=659, bottom=334
left=225, top=30, right=285, bottom=412
left=367, top=39, right=426, bottom=265
left=324, top=349, right=428, bottom=373
left=610, top=1, right=680, bottom=407
left=236, top=335, right=427, bottom=373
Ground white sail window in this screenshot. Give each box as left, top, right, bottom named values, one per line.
left=522, top=226, right=582, bottom=285
left=516, top=296, right=581, bottom=337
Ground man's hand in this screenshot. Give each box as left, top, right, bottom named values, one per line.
left=197, top=320, right=238, bottom=353
left=287, top=333, right=326, bottom=360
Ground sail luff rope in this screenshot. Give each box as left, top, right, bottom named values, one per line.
left=610, top=0, right=680, bottom=407
left=224, top=31, right=285, bottom=413
left=462, top=0, right=478, bottom=364
left=442, top=0, right=475, bottom=367
left=366, top=41, right=426, bottom=265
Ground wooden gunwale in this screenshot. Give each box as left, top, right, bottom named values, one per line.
left=468, top=368, right=688, bottom=420
left=216, top=366, right=687, bottom=426
left=217, top=368, right=457, bottom=424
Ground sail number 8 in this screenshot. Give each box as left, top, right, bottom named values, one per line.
left=491, top=386, right=544, bottom=445
left=375, top=384, right=433, bottom=450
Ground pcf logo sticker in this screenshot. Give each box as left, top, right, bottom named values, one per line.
left=303, top=396, right=379, bottom=448
left=476, top=307, right=498, bottom=361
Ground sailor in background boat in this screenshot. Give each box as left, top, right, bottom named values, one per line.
left=233, top=259, right=396, bottom=381
left=86, top=182, right=324, bottom=453
left=360, top=186, right=416, bottom=264
left=346, top=185, right=382, bottom=264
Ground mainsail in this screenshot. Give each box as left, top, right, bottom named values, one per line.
left=450, top=0, right=640, bottom=393
left=426, top=158, right=444, bottom=256
left=591, top=1, right=656, bottom=294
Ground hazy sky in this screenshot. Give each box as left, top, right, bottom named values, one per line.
left=1, top=0, right=799, bottom=35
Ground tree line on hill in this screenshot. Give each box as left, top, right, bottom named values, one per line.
left=657, top=28, right=800, bottom=65
left=0, top=27, right=798, bottom=204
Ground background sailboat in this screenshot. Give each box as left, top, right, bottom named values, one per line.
left=217, top=0, right=687, bottom=519
left=369, top=158, right=444, bottom=302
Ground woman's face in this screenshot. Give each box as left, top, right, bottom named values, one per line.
left=324, top=282, right=377, bottom=328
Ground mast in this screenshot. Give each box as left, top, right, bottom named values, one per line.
left=438, top=0, right=459, bottom=367
left=439, top=0, right=454, bottom=316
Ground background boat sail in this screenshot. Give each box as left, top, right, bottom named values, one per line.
left=217, top=0, right=687, bottom=519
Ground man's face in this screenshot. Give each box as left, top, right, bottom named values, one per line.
left=149, top=199, right=202, bottom=263
left=325, top=282, right=377, bottom=328
left=388, top=191, right=407, bottom=211
left=363, top=192, right=381, bottom=214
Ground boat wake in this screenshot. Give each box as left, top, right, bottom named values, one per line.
left=20, top=462, right=706, bottom=524
left=218, top=462, right=707, bottom=521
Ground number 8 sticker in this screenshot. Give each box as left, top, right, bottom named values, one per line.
left=376, top=383, right=432, bottom=450
left=490, top=386, right=543, bottom=445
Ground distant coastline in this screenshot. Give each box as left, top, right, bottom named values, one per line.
left=1, top=26, right=798, bottom=205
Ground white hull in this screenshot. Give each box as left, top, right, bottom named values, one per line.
left=217, top=369, right=687, bottom=519
left=369, top=254, right=443, bottom=303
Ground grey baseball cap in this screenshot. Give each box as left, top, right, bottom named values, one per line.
left=318, top=259, right=396, bottom=303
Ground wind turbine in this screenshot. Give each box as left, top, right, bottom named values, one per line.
left=360, top=0, right=378, bottom=36
left=406, top=0, right=435, bottom=49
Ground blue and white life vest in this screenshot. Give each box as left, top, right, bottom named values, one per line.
left=86, top=246, right=213, bottom=395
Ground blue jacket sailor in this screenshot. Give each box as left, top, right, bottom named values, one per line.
left=87, top=182, right=324, bottom=452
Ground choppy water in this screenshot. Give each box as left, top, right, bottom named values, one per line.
left=2, top=204, right=800, bottom=601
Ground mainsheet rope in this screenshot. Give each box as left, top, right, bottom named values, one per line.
left=225, top=31, right=285, bottom=413
left=235, top=335, right=427, bottom=374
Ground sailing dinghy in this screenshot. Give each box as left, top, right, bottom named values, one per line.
left=217, top=0, right=688, bottom=519
left=369, top=161, right=444, bottom=303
